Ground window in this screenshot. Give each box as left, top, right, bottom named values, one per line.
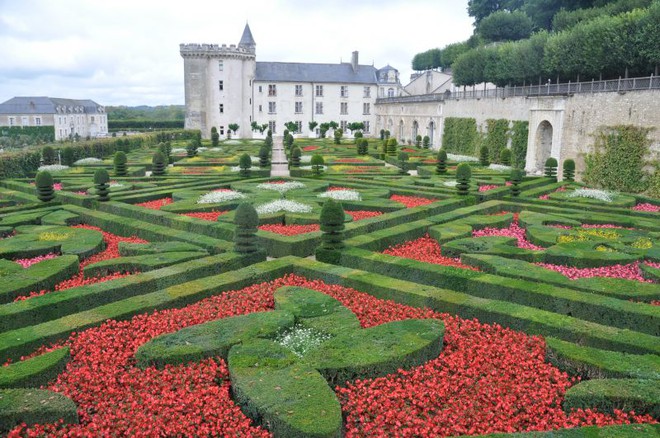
left=259, top=105, right=263, bottom=113
left=22, top=116, right=28, bottom=125
left=380, top=87, right=385, bottom=97
left=9, top=117, right=15, bottom=126
left=295, top=101, right=303, bottom=113
left=340, top=86, right=349, bottom=98
left=268, top=102, right=276, bottom=114
left=219, top=104, right=224, bottom=113
left=363, top=121, right=370, bottom=133
left=363, top=86, right=371, bottom=98
left=295, top=121, right=303, bottom=133
left=220, top=126, right=225, bottom=135
left=59, top=117, right=62, bottom=124
left=340, top=120, right=348, bottom=131
left=387, top=88, right=395, bottom=98
left=295, top=85, right=303, bottom=96
left=315, top=85, right=323, bottom=97
left=268, top=84, right=277, bottom=96
left=315, top=102, right=323, bottom=114
left=363, top=103, right=370, bottom=115
left=219, top=80, right=224, bottom=91
left=218, top=60, right=223, bottom=71
left=340, top=102, right=348, bottom=115
left=258, top=85, right=262, bottom=93
left=35, top=117, right=41, bottom=126
left=268, top=120, right=277, bottom=134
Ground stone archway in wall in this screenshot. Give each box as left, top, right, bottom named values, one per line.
left=399, top=120, right=404, bottom=141
left=412, top=121, right=419, bottom=141
left=387, top=119, right=394, bottom=135
left=428, top=121, right=435, bottom=147
left=535, top=120, right=553, bottom=169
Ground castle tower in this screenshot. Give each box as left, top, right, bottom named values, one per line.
left=180, top=24, right=256, bottom=138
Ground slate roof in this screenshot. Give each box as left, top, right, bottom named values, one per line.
left=0, top=97, right=103, bottom=114
left=255, top=62, right=378, bottom=84
left=238, top=24, right=256, bottom=48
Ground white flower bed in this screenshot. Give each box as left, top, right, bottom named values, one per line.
left=224, top=140, right=241, bottom=145
left=318, top=189, right=361, bottom=201
left=488, top=164, right=512, bottom=172
left=171, top=148, right=187, bottom=155
left=300, top=155, right=312, bottom=163
left=197, top=147, right=208, bottom=152
left=74, top=157, right=102, bottom=165
left=443, top=180, right=459, bottom=187
left=256, top=181, right=306, bottom=194
left=256, top=200, right=312, bottom=214
left=447, top=153, right=479, bottom=162
left=108, top=183, right=124, bottom=188
left=197, top=190, right=246, bottom=204
left=567, top=188, right=614, bottom=203
left=38, top=164, right=69, bottom=172
left=251, top=156, right=260, bottom=164
left=275, top=325, right=332, bottom=358
left=300, top=165, right=327, bottom=171
left=207, top=147, right=223, bottom=153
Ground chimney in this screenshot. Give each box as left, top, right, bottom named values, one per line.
left=351, top=51, right=359, bottom=73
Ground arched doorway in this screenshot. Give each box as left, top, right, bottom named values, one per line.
left=399, top=120, right=404, bottom=140
left=535, top=121, right=553, bottom=169
left=428, top=121, right=435, bottom=147
left=412, top=121, right=419, bottom=141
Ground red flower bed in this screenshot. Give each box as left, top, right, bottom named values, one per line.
left=179, top=211, right=228, bottom=221
left=536, top=261, right=655, bottom=283
left=327, top=186, right=352, bottom=191
left=335, top=158, right=364, bottom=163
left=302, top=145, right=319, bottom=151
left=13, top=225, right=147, bottom=301
left=390, top=194, right=438, bottom=208
left=632, top=203, right=660, bottom=212
left=135, top=198, right=173, bottom=210
left=383, top=234, right=479, bottom=270
left=473, top=216, right=545, bottom=251
left=259, top=223, right=320, bottom=236
left=9, top=275, right=653, bottom=437
left=15, top=253, right=58, bottom=268
left=478, top=184, right=501, bottom=192
left=346, top=167, right=372, bottom=173
left=401, top=148, right=417, bottom=153
left=346, top=210, right=383, bottom=221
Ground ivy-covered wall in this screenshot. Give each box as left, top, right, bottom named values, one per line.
left=482, top=119, right=509, bottom=163
left=441, top=117, right=479, bottom=155
left=511, top=121, right=529, bottom=169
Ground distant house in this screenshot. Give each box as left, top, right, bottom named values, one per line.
left=0, top=96, right=108, bottom=141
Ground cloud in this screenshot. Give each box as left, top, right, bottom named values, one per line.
left=0, top=0, right=473, bottom=106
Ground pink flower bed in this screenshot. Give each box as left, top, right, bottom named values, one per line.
left=346, top=210, right=383, bottom=221
left=632, top=203, right=659, bottom=212
left=536, top=261, right=656, bottom=283
left=135, top=198, right=173, bottom=210
left=473, top=214, right=545, bottom=251
left=390, top=194, right=438, bottom=208
left=478, top=184, right=500, bottom=192
left=15, top=253, right=58, bottom=268
left=258, top=223, right=320, bottom=236
left=179, top=211, right=228, bottom=221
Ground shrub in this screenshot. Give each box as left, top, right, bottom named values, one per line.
left=211, top=127, right=219, bottom=146
left=563, top=159, right=576, bottom=181
left=264, top=135, right=273, bottom=149
left=398, top=152, right=409, bottom=174
left=114, top=151, right=127, bottom=176
left=41, top=146, right=56, bottom=165
left=158, top=142, right=172, bottom=163
left=308, top=121, right=318, bottom=133
left=320, top=199, right=345, bottom=250
left=35, top=171, right=55, bottom=202
left=423, top=135, right=430, bottom=149
left=384, top=130, right=390, bottom=139
left=456, top=163, right=471, bottom=195
left=436, top=149, right=448, bottom=174
left=319, top=123, right=329, bottom=138
left=186, top=140, right=198, bottom=157
left=380, top=129, right=385, bottom=140
left=94, top=168, right=110, bottom=201
left=334, top=129, right=343, bottom=145
left=228, top=124, right=239, bottom=138
left=234, top=203, right=259, bottom=254
left=387, top=138, right=398, bottom=156
left=152, top=151, right=167, bottom=176
left=311, top=154, right=324, bottom=175
left=285, top=133, right=294, bottom=150
left=357, top=139, right=368, bottom=155
left=509, top=168, right=524, bottom=196
left=354, top=131, right=363, bottom=140
left=479, top=145, right=490, bottom=166
left=290, top=146, right=301, bottom=168
left=239, top=153, right=252, bottom=177
left=415, top=135, right=422, bottom=148
left=499, top=148, right=512, bottom=166
left=62, top=147, right=75, bottom=166
left=544, top=157, right=558, bottom=178
left=259, top=145, right=270, bottom=168
left=511, top=120, right=528, bottom=169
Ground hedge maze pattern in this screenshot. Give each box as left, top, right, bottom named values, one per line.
left=0, top=134, right=658, bottom=437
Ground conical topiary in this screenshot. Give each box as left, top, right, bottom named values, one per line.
left=499, top=148, right=512, bottom=166
left=114, top=151, right=127, bottom=176
left=152, top=151, right=167, bottom=176
left=259, top=145, right=270, bottom=168
left=94, top=168, right=110, bottom=202
left=320, top=199, right=345, bottom=251
left=456, top=163, right=472, bottom=196
left=290, top=146, right=302, bottom=168
left=264, top=135, right=273, bottom=149
left=239, top=153, right=252, bottom=177
left=544, top=157, right=558, bottom=178
left=436, top=149, right=448, bottom=174
left=311, top=154, right=324, bottom=175
left=35, top=171, right=55, bottom=202
left=398, top=152, right=409, bottom=174
left=357, top=139, right=368, bottom=155
left=387, top=138, right=398, bottom=157
left=509, top=168, right=524, bottom=197
left=563, top=159, right=575, bottom=181
left=479, top=145, right=490, bottom=166
left=233, top=203, right=259, bottom=254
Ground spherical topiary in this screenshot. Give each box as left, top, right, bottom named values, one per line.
left=479, top=145, right=490, bottom=166
left=35, top=171, right=55, bottom=202
left=233, top=203, right=259, bottom=254
left=311, top=154, right=324, bottom=175
left=423, top=135, right=430, bottom=149
left=544, top=157, right=558, bottom=178
left=152, top=151, right=167, bottom=176
left=285, top=133, right=294, bottom=150
left=436, top=149, right=448, bottom=174
left=42, top=146, right=56, bottom=165
left=290, top=146, right=302, bottom=168
left=114, top=151, right=127, bottom=176
left=239, top=153, right=252, bottom=177
left=415, top=135, right=422, bottom=148
left=158, top=142, right=172, bottom=163
left=259, top=145, right=270, bottom=168
left=509, top=168, right=524, bottom=197
left=319, top=199, right=345, bottom=251
left=397, top=152, right=409, bottom=174
left=499, top=148, right=512, bottom=166
left=94, top=168, right=110, bottom=201
left=563, top=159, right=576, bottom=181
left=387, top=138, right=398, bottom=156
left=211, top=127, right=219, bottom=147
left=333, top=129, right=343, bottom=145
left=456, top=163, right=472, bottom=196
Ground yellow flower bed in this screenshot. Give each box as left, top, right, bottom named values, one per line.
left=38, top=232, right=72, bottom=241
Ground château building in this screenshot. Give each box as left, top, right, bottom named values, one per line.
left=180, top=24, right=404, bottom=139
left=0, top=96, right=108, bottom=141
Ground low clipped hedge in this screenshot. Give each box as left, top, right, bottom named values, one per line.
left=0, top=347, right=70, bottom=389
left=564, top=379, right=660, bottom=418
left=0, top=388, right=78, bottom=434
left=0, top=255, right=79, bottom=303
left=475, top=424, right=660, bottom=437
left=82, top=251, right=204, bottom=278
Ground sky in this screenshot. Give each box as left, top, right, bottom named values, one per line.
left=0, top=0, right=474, bottom=107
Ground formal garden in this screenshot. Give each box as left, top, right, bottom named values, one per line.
left=0, top=129, right=658, bottom=437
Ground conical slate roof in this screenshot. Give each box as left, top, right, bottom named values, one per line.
left=238, top=23, right=256, bottom=48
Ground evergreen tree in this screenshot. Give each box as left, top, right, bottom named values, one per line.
left=398, top=152, right=409, bottom=174
left=415, top=135, right=422, bottom=148
left=239, top=153, right=252, bottom=177
left=436, top=149, right=448, bottom=174
left=259, top=145, right=270, bottom=168
left=387, top=138, right=398, bottom=156
left=499, top=148, right=512, bottom=166
left=509, top=168, right=524, bottom=196
left=94, top=168, right=110, bottom=202
left=186, top=140, right=198, bottom=157
left=423, top=135, right=430, bottom=149
left=479, top=145, right=490, bottom=166
left=563, top=159, right=576, bottom=181
left=544, top=157, right=558, bottom=178
left=311, top=154, right=325, bottom=175
left=211, top=127, right=219, bottom=147
left=114, top=151, right=128, bottom=176
left=42, top=146, right=56, bottom=165
left=456, top=163, right=472, bottom=195
left=290, top=146, right=302, bottom=168
left=334, top=128, right=343, bottom=145
left=35, top=171, right=55, bottom=202
left=233, top=203, right=259, bottom=254
left=152, top=151, right=167, bottom=176
left=319, top=199, right=345, bottom=250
